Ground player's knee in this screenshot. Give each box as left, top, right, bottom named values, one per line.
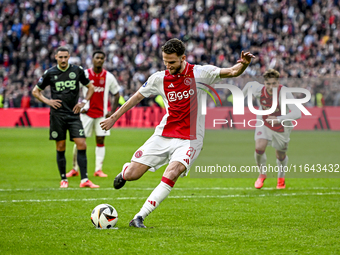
left=255, top=139, right=267, bottom=151
left=56, top=141, right=66, bottom=151
left=96, top=136, right=105, bottom=144
left=56, top=145, right=66, bottom=151
left=75, top=140, right=87, bottom=150
left=255, top=143, right=266, bottom=151
left=277, top=155, right=286, bottom=161
left=77, top=144, right=86, bottom=150
left=276, top=151, right=286, bottom=161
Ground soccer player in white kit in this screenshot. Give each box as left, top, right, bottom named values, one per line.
left=67, top=50, right=120, bottom=178
left=242, top=69, right=301, bottom=189
left=100, top=39, right=255, bottom=228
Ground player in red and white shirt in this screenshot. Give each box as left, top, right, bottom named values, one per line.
left=67, top=50, right=120, bottom=178
left=242, top=69, right=301, bottom=189
left=100, top=39, right=255, bottom=228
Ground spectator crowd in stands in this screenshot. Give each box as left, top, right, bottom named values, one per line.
left=1, top=0, right=340, bottom=109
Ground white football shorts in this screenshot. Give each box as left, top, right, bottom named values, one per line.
left=80, top=114, right=110, bottom=137
left=131, top=134, right=203, bottom=177
left=255, top=125, right=293, bottom=152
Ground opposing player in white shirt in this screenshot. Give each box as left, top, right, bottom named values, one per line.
left=242, top=69, right=301, bottom=189
left=67, top=50, right=120, bottom=178
left=100, top=38, right=255, bottom=228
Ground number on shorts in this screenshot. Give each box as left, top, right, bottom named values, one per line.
left=79, top=129, right=84, bottom=136
left=186, top=147, right=196, bottom=159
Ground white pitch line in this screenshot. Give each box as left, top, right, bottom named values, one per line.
left=1, top=187, right=340, bottom=192
left=0, top=192, right=339, bottom=203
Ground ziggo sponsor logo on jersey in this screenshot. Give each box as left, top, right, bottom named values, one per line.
left=167, top=89, right=195, bottom=102
left=55, top=80, right=76, bottom=91
left=93, top=86, right=105, bottom=92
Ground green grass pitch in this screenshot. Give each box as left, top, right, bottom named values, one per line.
left=0, top=128, right=339, bottom=254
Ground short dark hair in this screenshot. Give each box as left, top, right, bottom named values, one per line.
left=56, top=46, right=70, bottom=54
left=92, top=50, right=106, bottom=58
left=161, top=38, right=186, bottom=56
left=263, top=69, right=280, bottom=79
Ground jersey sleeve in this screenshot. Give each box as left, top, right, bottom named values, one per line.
left=195, top=65, right=221, bottom=85
left=79, top=66, right=91, bottom=86
left=242, top=81, right=263, bottom=99
left=138, top=72, right=162, bottom=98
left=108, top=73, right=120, bottom=95
left=36, top=70, right=50, bottom=90
left=80, top=69, right=89, bottom=88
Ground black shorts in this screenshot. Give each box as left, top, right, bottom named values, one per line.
left=50, top=113, right=85, bottom=141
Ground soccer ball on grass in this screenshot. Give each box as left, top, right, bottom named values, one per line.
left=91, top=204, right=118, bottom=229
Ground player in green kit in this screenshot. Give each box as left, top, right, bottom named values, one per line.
left=32, top=46, right=99, bottom=188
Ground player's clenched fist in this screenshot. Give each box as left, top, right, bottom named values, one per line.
left=100, top=117, right=116, bottom=131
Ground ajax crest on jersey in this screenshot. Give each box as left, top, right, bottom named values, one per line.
left=91, top=204, right=118, bottom=229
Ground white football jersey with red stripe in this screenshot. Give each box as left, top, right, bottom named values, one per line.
left=82, top=68, right=120, bottom=118
left=139, top=62, right=221, bottom=140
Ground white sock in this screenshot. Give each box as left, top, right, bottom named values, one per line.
left=254, top=151, right=267, bottom=176
left=95, top=146, right=105, bottom=171
left=72, top=144, right=79, bottom=171
left=277, top=156, right=288, bottom=178
left=134, top=178, right=174, bottom=219
left=80, top=178, right=88, bottom=183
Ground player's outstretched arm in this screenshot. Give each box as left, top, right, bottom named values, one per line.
left=100, top=91, right=145, bottom=131
left=220, top=51, right=255, bottom=78
left=32, top=85, right=62, bottom=109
